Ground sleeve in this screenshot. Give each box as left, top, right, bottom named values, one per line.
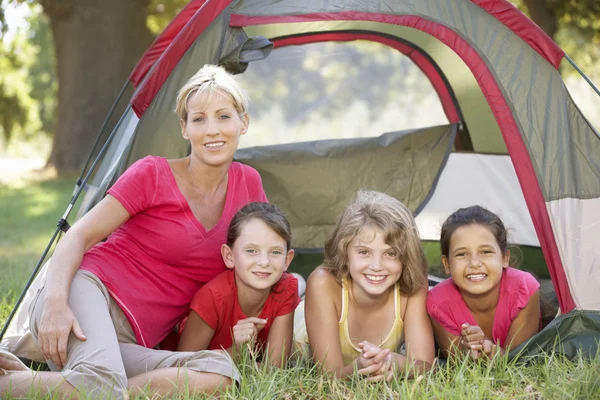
left=189, top=284, right=221, bottom=331
left=272, top=274, right=301, bottom=317
left=426, top=289, right=462, bottom=336
left=244, top=164, right=268, bottom=202
left=509, top=269, right=541, bottom=321
left=107, top=156, right=159, bottom=216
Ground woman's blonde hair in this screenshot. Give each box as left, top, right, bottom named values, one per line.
left=323, top=190, right=428, bottom=296
left=175, top=64, right=248, bottom=122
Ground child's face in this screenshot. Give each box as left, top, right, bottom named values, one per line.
left=346, top=227, right=403, bottom=298
left=442, top=224, right=509, bottom=298
left=221, top=218, right=294, bottom=293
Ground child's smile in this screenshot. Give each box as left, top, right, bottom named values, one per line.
left=347, top=228, right=403, bottom=297
left=443, top=224, right=509, bottom=298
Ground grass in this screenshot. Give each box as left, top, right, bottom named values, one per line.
left=1, top=172, right=599, bottom=399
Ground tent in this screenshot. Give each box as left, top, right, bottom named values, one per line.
left=2, top=0, right=599, bottom=360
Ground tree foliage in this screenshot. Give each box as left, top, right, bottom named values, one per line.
left=516, top=0, right=600, bottom=77
left=0, top=4, right=41, bottom=144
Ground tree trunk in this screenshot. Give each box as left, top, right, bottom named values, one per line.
left=522, top=0, right=559, bottom=39
left=42, top=0, right=153, bottom=175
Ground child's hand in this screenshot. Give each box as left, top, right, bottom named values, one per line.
left=460, top=323, right=490, bottom=360
left=357, top=341, right=394, bottom=382
left=232, top=317, right=267, bottom=346
left=466, top=338, right=497, bottom=359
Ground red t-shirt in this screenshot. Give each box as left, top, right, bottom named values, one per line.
left=426, top=267, right=540, bottom=347
left=80, top=156, right=268, bottom=348
left=188, top=269, right=300, bottom=351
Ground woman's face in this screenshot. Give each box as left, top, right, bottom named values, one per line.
left=180, top=90, right=248, bottom=168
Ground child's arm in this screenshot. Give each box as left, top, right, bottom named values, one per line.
left=504, top=290, right=541, bottom=350
left=177, top=311, right=216, bottom=352
left=392, top=287, right=435, bottom=375
left=264, top=312, right=294, bottom=368
left=305, top=268, right=370, bottom=378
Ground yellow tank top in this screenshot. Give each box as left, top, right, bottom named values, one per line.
left=338, top=276, right=404, bottom=366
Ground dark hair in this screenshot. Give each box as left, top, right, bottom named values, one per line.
left=440, top=205, right=508, bottom=257
left=227, top=202, right=292, bottom=249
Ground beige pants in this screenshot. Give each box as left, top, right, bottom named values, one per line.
left=29, top=270, right=239, bottom=399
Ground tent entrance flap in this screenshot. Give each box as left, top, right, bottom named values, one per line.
left=235, top=124, right=457, bottom=249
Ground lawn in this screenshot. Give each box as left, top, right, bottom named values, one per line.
left=1, top=173, right=599, bottom=399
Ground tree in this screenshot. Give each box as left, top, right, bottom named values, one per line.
left=36, top=0, right=154, bottom=174
left=517, top=0, right=600, bottom=78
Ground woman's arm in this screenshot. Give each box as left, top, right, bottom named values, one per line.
left=264, top=312, right=294, bottom=368
left=177, top=311, right=215, bottom=352
left=305, top=268, right=361, bottom=378
left=391, top=287, right=435, bottom=375
left=40, top=195, right=130, bottom=368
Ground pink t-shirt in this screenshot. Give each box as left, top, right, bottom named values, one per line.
left=80, top=156, right=268, bottom=348
left=426, top=267, right=540, bottom=347
left=187, top=269, right=300, bottom=351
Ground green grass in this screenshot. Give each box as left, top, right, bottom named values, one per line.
left=1, top=175, right=598, bottom=399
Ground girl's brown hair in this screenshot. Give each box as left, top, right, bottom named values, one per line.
left=227, top=202, right=292, bottom=250
left=323, top=190, right=428, bottom=296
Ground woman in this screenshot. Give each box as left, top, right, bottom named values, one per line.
left=0, top=65, right=267, bottom=399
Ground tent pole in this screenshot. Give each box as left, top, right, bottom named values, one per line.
left=564, top=54, right=600, bottom=139
left=564, top=54, right=600, bottom=98
left=0, top=106, right=133, bottom=343
left=73, top=81, right=130, bottom=194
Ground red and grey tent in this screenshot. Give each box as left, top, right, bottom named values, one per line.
left=2, top=0, right=599, bottom=360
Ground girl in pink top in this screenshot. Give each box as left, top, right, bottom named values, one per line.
left=0, top=65, right=266, bottom=399
left=426, top=206, right=541, bottom=360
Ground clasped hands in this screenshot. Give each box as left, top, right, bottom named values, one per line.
left=356, top=341, right=394, bottom=382
left=459, top=323, right=496, bottom=360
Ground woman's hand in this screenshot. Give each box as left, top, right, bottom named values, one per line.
left=357, top=341, right=394, bottom=382
left=38, top=300, right=86, bottom=369
left=232, top=317, right=267, bottom=346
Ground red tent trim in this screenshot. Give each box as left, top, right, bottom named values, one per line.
left=229, top=3, right=564, bottom=69
left=273, top=33, right=461, bottom=124
left=131, top=0, right=231, bottom=117
left=129, top=0, right=211, bottom=88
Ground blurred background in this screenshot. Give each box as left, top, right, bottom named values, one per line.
left=0, top=1, right=598, bottom=317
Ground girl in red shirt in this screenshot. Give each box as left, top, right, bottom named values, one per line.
left=178, top=202, right=300, bottom=367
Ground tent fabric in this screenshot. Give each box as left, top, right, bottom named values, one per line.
left=508, top=310, right=600, bottom=360
left=415, top=153, right=539, bottom=247
left=129, top=0, right=564, bottom=91
left=546, top=198, right=600, bottom=311
left=235, top=124, right=456, bottom=249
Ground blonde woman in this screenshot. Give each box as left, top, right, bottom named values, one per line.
left=0, top=65, right=267, bottom=399
left=303, top=190, right=434, bottom=381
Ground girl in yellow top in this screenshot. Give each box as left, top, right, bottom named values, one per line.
left=304, top=190, right=434, bottom=381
